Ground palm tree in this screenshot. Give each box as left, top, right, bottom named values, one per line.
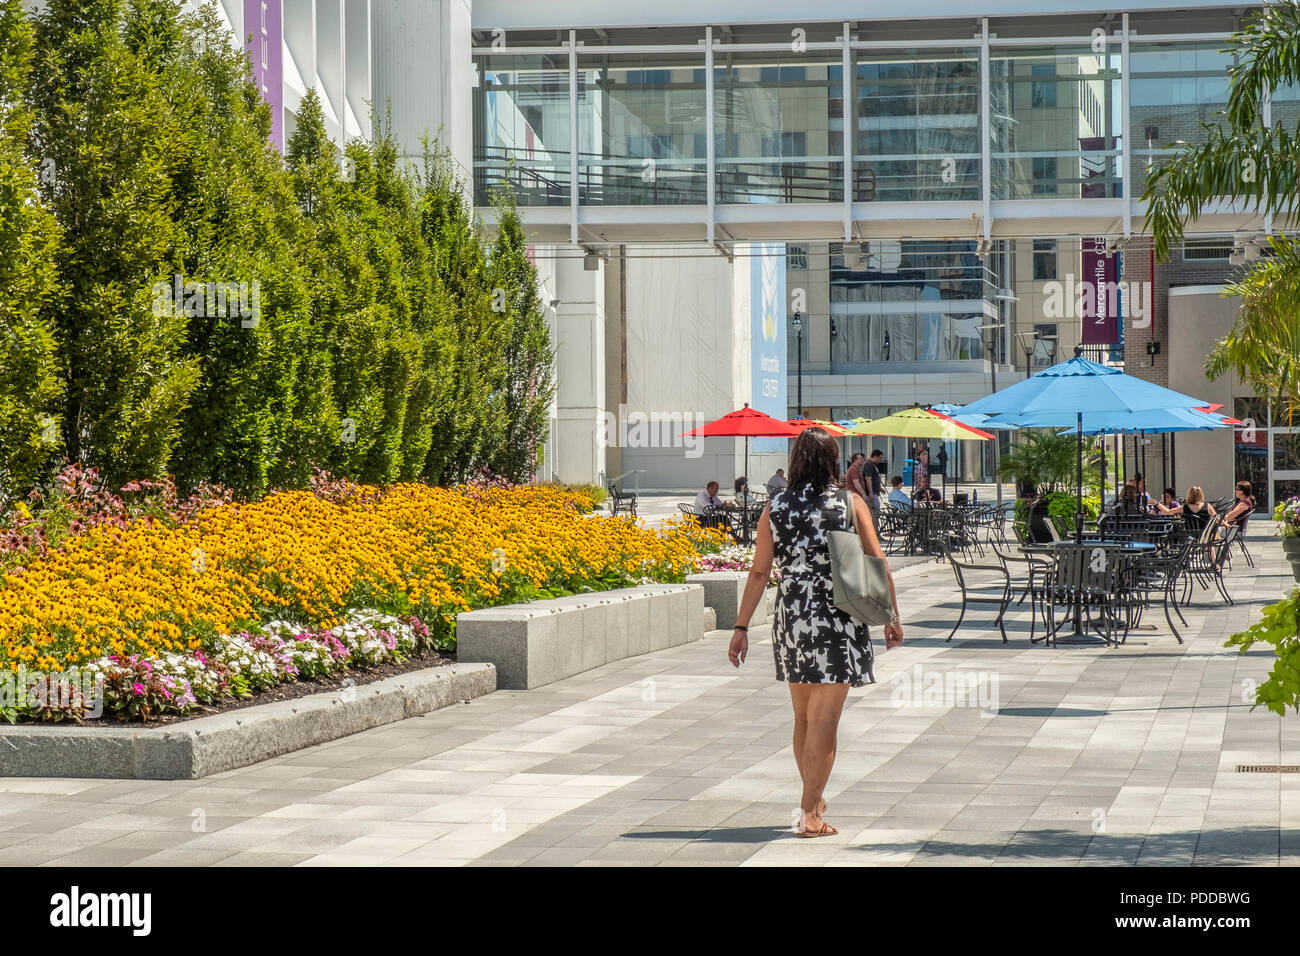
left=1143, top=1, right=1300, bottom=410
left=1209, top=236, right=1300, bottom=418
left=996, top=432, right=1099, bottom=496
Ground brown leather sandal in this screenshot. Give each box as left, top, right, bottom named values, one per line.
left=797, top=821, right=838, bottom=838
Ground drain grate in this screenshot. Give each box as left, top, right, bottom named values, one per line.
left=1235, top=764, right=1300, bottom=773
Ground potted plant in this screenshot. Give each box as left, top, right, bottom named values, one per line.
left=1274, top=497, right=1300, bottom=558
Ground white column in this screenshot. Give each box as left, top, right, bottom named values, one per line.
left=1120, top=13, right=1132, bottom=238
left=371, top=0, right=473, bottom=178
left=552, top=254, right=607, bottom=485
left=980, top=18, right=991, bottom=244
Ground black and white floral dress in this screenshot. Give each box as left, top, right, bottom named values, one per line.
left=768, top=481, right=875, bottom=686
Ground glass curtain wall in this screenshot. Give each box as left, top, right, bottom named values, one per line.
left=829, top=240, right=992, bottom=365
left=471, top=27, right=1289, bottom=219
left=989, top=44, right=1121, bottom=199
left=854, top=49, right=982, bottom=202
left=713, top=51, right=843, bottom=203
left=1235, top=398, right=1300, bottom=511
left=1129, top=42, right=1235, bottom=197
left=575, top=52, right=708, bottom=205
left=473, top=54, right=574, bottom=206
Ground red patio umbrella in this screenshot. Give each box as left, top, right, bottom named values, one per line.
left=683, top=404, right=801, bottom=541
left=787, top=417, right=848, bottom=436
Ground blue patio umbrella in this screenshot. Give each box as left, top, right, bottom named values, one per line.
left=965, top=357, right=1208, bottom=419
left=1041, top=406, right=1229, bottom=434
left=929, top=403, right=1020, bottom=431
left=963, top=357, right=1210, bottom=542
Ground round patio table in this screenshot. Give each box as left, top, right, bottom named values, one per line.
left=1022, top=540, right=1155, bottom=645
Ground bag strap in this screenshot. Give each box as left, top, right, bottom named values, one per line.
left=839, top=488, right=855, bottom=532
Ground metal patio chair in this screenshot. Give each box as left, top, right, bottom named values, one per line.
left=942, top=539, right=1011, bottom=643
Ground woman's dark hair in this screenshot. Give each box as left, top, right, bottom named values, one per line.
left=1237, top=480, right=1253, bottom=497
left=734, top=476, right=748, bottom=494
left=1164, top=487, right=1176, bottom=498
left=1121, top=480, right=1137, bottom=504
left=787, top=427, right=841, bottom=495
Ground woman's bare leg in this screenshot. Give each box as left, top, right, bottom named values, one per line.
left=788, top=684, right=827, bottom=818
left=790, top=682, right=849, bottom=831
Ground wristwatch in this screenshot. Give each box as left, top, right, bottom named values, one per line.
left=889, top=611, right=901, bottom=627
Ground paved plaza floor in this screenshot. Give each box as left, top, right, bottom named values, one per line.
left=2, top=529, right=1297, bottom=867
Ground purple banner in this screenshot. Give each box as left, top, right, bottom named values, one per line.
left=1080, top=237, right=1118, bottom=346
left=244, top=0, right=283, bottom=152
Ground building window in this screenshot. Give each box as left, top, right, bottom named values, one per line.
left=1182, top=237, right=1234, bottom=260
left=759, top=66, right=807, bottom=83
left=1030, top=63, right=1057, bottom=108
left=787, top=244, right=808, bottom=271
left=1032, top=322, right=1058, bottom=368
left=1032, top=239, right=1057, bottom=280
left=1031, top=157, right=1057, bottom=195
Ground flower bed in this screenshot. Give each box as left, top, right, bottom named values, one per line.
left=0, top=472, right=727, bottom=722
left=696, top=544, right=781, bottom=587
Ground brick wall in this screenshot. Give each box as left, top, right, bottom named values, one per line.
left=1117, top=235, right=1238, bottom=496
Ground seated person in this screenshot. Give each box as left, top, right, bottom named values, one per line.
left=1024, top=487, right=1055, bottom=543
left=1158, top=484, right=1214, bottom=528
left=1111, top=480, right=1144, bottom=516
left=1222, top=480, right=1256, bottom=528
left=887, top=475, right=913, bottom=510
left=732, top=476, right=758, bottom=507
left=765, top=468, right=788, bottom=498
left=694, top=481, right=726, bottom=515
left=912, top=475, right=942, bottom=504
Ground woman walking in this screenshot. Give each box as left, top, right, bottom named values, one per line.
left=728, top=428, right=904, bottom=838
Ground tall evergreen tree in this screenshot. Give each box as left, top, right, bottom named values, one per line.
left=0, top=0, right=63, bottom=503
left=27, top=0, right=202, bottom=484
left=486, top=190, right=555, bottom=483
left=163, top=1, right=324, bottom=494
left=417, top=139, right=509, bottom=483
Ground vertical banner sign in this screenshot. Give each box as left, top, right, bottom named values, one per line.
left=751, top=242, right=788, bottom=453
left=245, top=0, right=284, bottom=152
left=1080, top=237, right=1118, bottom=345
left=1110, top=250, right=1125, bottom=363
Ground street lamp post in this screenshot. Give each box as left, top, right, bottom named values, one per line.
left=1016, top=329, right=1039, bottom=377
left=792, top=312, right=804, bottom=418
left=978, top=321, right=1006, bottom=504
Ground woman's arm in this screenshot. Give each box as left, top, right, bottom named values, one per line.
left=1224, top=501, right=1248, bottom=524
left=851, top=495, right=904, bottom=648
left=1156, top=502, right=1182, bottom=515
left=728, top=504, right=775, bottom=667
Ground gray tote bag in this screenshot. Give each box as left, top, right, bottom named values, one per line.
left=827, top=489, right=894, bottom=626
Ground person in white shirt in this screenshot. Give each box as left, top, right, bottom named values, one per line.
left=887, top=475, right=913, bottom=511
left=695, top=481, right=725, bottom=513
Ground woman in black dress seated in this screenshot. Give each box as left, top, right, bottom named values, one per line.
left=1024, top=485, right=1055, bottom=543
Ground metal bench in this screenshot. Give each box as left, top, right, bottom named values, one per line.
left=608, top=482, right=638, bottom=518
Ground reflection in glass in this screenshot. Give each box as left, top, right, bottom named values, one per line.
left=474, top=55, right=574, bottom=206
left=713, top=53, right=842, bottom=203
left=1129, top=43, right=1234, bottom=198
left=575, top=54, right=707, bottom=205
left=854, top=51, right=981, bottom=202
left=989, top=46, right=1121, bottom=200
left=1273, top=432, right=1300, bottom=471
left=828, top=240, right=991, bottom=364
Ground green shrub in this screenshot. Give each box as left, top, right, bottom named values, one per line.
left=1225, top=588, right=1300, bottom=716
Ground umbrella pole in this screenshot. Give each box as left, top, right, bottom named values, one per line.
left=744, top=436, right=750, bottom=544
left=1140, top=429, right=1147, bottom=506
left=1099, top=429, right=1106, bottom=509
left=1076, top=412, right=1084, bottom=545
left=1170, top=433, right=1177, bottom=493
